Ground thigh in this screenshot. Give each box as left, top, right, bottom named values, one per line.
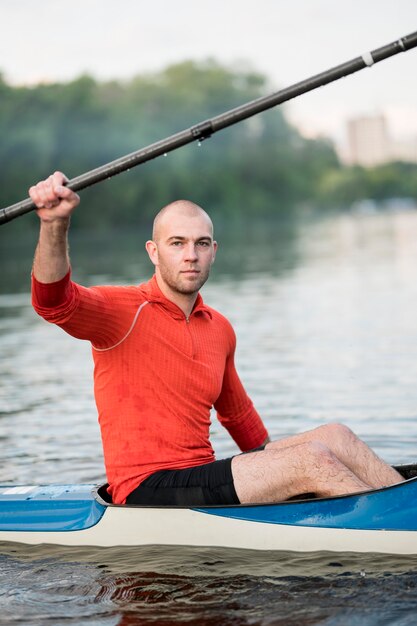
left=231, top=443, right=316, bottom=504
left=126, top=458, right=240, bottom=506
left=232, top=441, right=371, bottom=503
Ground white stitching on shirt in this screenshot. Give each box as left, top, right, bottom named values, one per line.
left=92, top=300, right=149, bottom=352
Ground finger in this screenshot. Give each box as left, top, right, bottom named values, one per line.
left=52, top=171, right=68, bottom=189
left=55, top=185, right=75, bottom=200
left=33, top=182, right=52, bottom=208
left=28, top=185, right=43, bottom=208
left=36, top=180, right=59, bottom=208
left=51, top=172, right=80, bottom=205
left=44, top=176, right=59, bottom=204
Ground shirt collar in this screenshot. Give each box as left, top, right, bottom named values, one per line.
left=140, top=275, right=212, bottom=320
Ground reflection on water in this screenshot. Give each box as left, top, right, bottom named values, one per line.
left=2, top=544, right=417, bottom=625
left=1, top=209, right=417, bottom=624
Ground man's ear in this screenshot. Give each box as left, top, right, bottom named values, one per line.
left=145, top=240, right=158, bottom=266
left=211, top=240, right=218, bottom=264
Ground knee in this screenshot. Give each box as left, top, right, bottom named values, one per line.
left=317, top=422, right=357, bottom=446
left=302, top=440, right=335, bottom=464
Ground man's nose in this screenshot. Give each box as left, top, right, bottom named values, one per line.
left=184, top=243, right=198, bottom=261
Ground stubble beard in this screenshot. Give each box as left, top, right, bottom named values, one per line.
left=159, top=265, right=211, bottom=296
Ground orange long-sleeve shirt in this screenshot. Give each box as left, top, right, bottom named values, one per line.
left=32, top=272, right=268, bottom=503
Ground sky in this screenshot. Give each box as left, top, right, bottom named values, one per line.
left=1, top=0, right=416, bottom=151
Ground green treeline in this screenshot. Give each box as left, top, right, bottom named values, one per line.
left=0, top=60, right=416, bottom=231
left=319, top=161, right=417, bottom=207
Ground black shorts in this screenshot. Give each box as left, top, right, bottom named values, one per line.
left=126, top=457, right=240, bottom=506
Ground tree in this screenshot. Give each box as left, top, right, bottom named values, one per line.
left=1, top=60, right=341, bottom=231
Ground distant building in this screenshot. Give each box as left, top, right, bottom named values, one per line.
left=346, top=114, right=417, bottom=167
left=347, top=114, right=390, bottom=166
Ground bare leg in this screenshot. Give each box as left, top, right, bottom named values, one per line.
left=265, top=423, right=403, bottom=489
left=232, top=441, right=371, bottom=504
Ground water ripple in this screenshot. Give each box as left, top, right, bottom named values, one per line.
left=2, top=211, right=417, bottom=624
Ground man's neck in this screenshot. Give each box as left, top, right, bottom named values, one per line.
left=155, top=274, right=198, bottom=319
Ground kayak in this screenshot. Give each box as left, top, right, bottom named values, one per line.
left=1, top=464, right=417, bottom=554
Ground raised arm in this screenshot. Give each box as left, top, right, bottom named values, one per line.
left=30, top=171, right=80, bottom=283
left=29, top=172, right=142, bottom=349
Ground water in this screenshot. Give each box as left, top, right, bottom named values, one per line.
left=1, top=208, right=417, bottom=624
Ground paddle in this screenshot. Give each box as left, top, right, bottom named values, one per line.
left=1, top=30, right=416, bottom=226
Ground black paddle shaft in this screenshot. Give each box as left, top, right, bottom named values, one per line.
left=1, top=30, right=416, bottom=226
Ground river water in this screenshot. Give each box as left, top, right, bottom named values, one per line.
left=1, top=208, right=417, bottom=624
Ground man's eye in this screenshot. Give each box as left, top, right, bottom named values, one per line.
left=198, top=241, right=210, bottom=247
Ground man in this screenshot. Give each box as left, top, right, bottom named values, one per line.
left=30, top=171, right=403, bottom=506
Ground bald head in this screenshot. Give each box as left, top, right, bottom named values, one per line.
left=146, top=199, right=217, bottom=304
left=152, top=200, right=214, bottom=243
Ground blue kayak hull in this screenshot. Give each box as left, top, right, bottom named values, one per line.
left=1, top=470, right=417, bottom=553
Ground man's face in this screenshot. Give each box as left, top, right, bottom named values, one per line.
left=146, top=207, right=217, bottom=297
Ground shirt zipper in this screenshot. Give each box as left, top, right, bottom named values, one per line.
left=184, top=314, right=195, bottom=357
